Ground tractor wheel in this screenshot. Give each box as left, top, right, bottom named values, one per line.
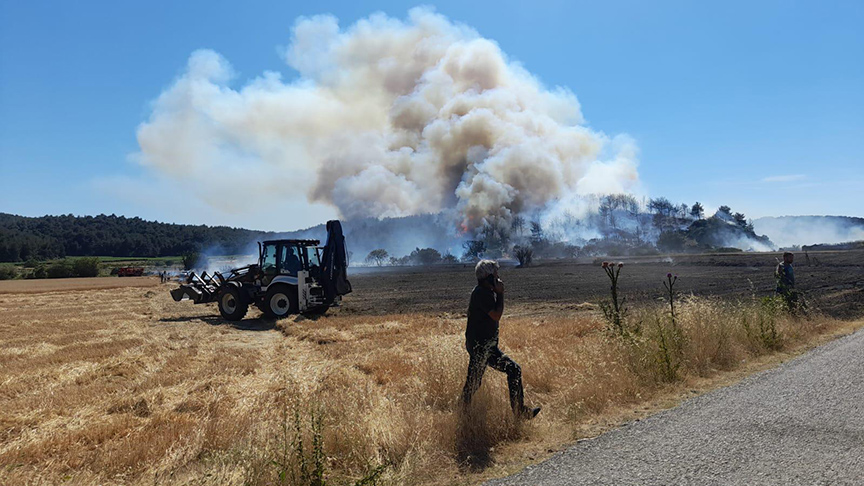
left=263, top=285, right=298, bottom=319
left=218, top=286, right=248, bottom=321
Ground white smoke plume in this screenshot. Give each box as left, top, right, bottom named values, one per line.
left=753, top=216, right=864, bottom=248
left=137, top=8, right=639, bottom=232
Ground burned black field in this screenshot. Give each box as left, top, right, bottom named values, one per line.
left=346, top=250, right=864, bottom=320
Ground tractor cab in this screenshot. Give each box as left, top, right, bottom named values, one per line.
left=258, top=239, right=321, bottom=285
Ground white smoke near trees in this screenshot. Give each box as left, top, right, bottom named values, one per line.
left=137, top=8, right=640, bottom=232
left=753, top=216, right=864, bottom=248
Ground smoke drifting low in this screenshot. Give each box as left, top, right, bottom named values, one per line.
left=137, top=8, right=639, bottom=232
left=753, top=216, right=864, bottom=248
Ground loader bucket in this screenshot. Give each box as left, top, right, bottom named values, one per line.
left=170, top=287, right=188, bottom=302
left=170, top=286, right=206, bottom=303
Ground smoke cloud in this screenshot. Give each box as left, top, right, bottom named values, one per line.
left=753, top=216, right=864, bottom=248
left=137, top=8, right=639, bottom=231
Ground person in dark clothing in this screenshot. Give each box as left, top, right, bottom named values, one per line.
left=460, top=259, right=540, bottom=419
left=776, top=252, right=804, bottom=312
left=775, top=252, right=795, bottom=293
left=282, top=247, right=302, bottom=276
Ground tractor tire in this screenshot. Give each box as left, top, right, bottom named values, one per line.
left=218, top=286, right=248, bottom=321
left=263, top=284, right=298, bottom=319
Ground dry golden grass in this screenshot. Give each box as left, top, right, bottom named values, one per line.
left=0, top=283, right=858, bottom=485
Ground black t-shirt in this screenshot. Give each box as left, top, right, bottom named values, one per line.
left=466, top=285, right=499, bottom=344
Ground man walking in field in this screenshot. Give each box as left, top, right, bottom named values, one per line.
left=461, top=259, right=540, bottom=419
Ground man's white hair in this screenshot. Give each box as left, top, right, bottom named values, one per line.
left=475, top=259, right=499, bottom=280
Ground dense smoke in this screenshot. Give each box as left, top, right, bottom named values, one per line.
left=753, top=216, right=864, bottom=248
left=137, top=8, right=639, bottom=232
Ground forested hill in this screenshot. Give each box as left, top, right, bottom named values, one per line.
left=0, top=213, right=278, bottom=262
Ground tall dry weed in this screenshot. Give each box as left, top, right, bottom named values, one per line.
left=677, top=298, right=743, bottom=375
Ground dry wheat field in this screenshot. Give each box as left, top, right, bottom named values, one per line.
left=0, top=269, right=861, bottom=486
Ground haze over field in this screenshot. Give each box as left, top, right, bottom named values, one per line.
left=753, top=216, right=864, bottom=248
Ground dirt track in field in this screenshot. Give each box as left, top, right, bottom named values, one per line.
left=0, top=276, right=158, bottom=294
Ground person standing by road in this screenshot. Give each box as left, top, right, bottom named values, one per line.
left=776, top=252, right=795, bottom=294
left=460, top=259, right=540, bottom=419
left=775, top=252, right=804, bottom=311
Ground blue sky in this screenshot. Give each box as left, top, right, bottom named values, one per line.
left=1, top=0, right=862, bottom=231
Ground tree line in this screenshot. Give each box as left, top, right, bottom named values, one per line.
left=0, top=213, right=273, bottom=262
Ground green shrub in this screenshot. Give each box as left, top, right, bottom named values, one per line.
left=47, top=260, right=74, bottom=278
left=182, top=252, right=200, bottom=270
left=31, top=265, right=47, bottom=279
left=0, top=264, right=17, bottom=280
left=269, top=407, right=387, bottom=486
left=741, top=297, right=784, bottom=351
left=72, top=257, right=101, bottom=277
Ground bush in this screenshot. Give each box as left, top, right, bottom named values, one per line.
left=0, top=264, right=17, bottom=280
left=72, top=257, right=101, bottom=277
left=741, top=297, right=784, bottom=351
left=268, top=407, right=387, bottom=486
left=514, top=246, right=533, bottom=267
left=182, top=252, right=200, bottom=270
left=31, top=265, right=47, bottom=279
left=47, top=260, right=75, bottom=278
left=409, top=248, right=442, bottom=266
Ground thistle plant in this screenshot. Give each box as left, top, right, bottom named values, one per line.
left=654, top=273, right=684, bottom=381
left=663, top=273, right=678, bottom=325
left=600, top=261, right=628, bottom=336
left=272, top=407, right=387, bottom=486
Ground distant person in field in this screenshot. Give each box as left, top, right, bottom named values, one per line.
left=460, top=259, right=540, bottom=419
left=775, top=252, right=795, bottom=294
left=775, top=251, right=804, bottom=311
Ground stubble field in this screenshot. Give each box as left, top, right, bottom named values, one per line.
left=1, top=250, right=862, bottom=485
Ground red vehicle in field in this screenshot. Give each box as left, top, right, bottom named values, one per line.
left=117, top=267, right=144, bottom=277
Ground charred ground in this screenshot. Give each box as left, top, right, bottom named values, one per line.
left=346, top=250, right=864, bottom=320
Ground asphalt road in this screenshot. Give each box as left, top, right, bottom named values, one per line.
left=487, top=328, right=864, bottom=486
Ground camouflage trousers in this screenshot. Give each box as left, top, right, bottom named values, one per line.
left=460, top=338, right=525, bottom=414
